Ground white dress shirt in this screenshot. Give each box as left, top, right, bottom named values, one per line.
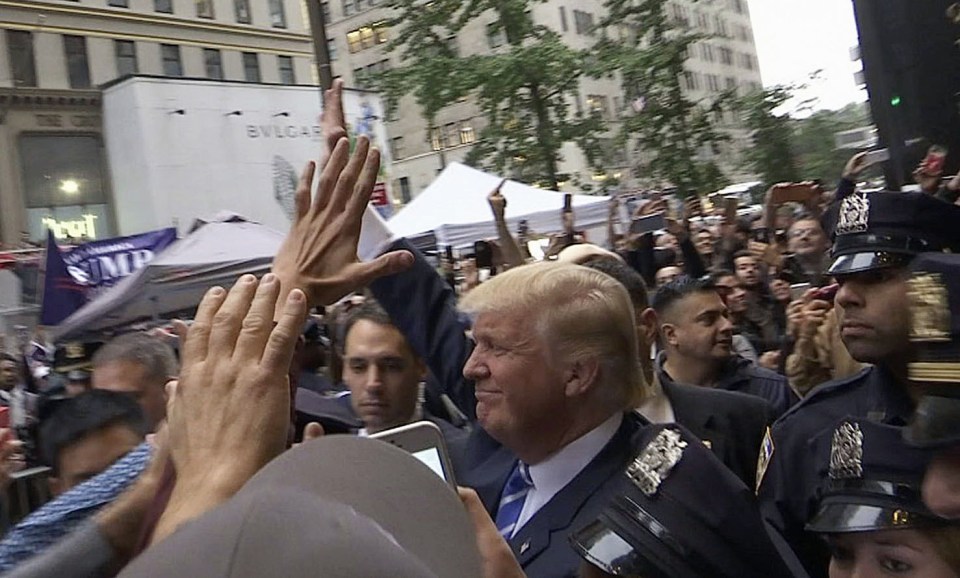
left=512, top=412, right=623, bottom=534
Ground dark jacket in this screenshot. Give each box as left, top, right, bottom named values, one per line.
left=661, top=380, right=774, bottom=490
left=656, top=352, right=797, bottom=419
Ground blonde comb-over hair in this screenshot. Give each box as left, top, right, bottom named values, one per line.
left=459, top=262, right=649, bottom=409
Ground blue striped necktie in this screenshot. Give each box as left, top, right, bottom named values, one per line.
left=495, top=461, right=534, bottom=539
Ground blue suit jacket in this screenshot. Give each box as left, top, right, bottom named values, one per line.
left=370, top=239, right=650, bottom=577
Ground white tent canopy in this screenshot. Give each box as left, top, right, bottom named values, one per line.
left=387, top=163, right=611, bottom=249
left=53, top=213, right=284, bottom=340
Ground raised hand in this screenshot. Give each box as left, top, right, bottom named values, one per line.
left=155, top=274, right=307, bottom=541
left=487, top=181, right=507, bottom=221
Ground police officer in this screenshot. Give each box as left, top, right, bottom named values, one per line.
left=806, top=417, right=960, bottom=577
left=758, top=190, right=960, bottom=578
left=570, top=423, right=806, bottom=578
left=902, top=253, right=960, bottom=521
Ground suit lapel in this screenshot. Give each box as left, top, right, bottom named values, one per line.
left=662, top=381, right=729, bottom=458
left=508, top=414, right=639, bottom=567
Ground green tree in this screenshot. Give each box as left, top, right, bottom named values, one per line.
left=379, top=0, right=607, bottom=191
left=595, top=0, right=731, bottom=197
left=735, top=86, right=802, bottom=187
left=791, top=102, right=872, bottom=184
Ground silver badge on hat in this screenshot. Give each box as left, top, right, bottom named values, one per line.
left=836, top=192, right=870, bottom=235
left=829, top=422, right=864, bottom=480
left=627, top=428, right=688, bottom=496
left=908, top=273, right=951, bottom=342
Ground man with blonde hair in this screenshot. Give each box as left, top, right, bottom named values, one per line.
left=370, top=252, right=651, bottom=577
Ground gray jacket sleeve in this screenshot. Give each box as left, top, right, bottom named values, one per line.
left=4, top=521, right=117, bottom=578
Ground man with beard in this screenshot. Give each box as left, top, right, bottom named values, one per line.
left=780, top=217, right=831, bottom=285
left=651, top=276, right=796, bottom=418
left=758, top=190, right=960, bottom=578
left=734, top=251, right=786, bottom=356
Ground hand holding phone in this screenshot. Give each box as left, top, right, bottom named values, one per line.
left=771, top=183, right=817, bottom=205
left=629, top=213, right=666, bottom=235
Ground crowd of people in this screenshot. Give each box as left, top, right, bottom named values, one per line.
left=0, top=79, right=959, bottom=578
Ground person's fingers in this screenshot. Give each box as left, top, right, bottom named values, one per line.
left=332, top=135, right=371, bottom=214
left=208, top=274, right=260, bottom=361
left=261, top=289, right=308, bottom=371
left=294, top=161, right=315, bottom=223
left=341, top=252, right=415, bottom=293
left=233, top=274, right=281, bottom=362
left=172, top=319, right=189, bottom=347
left=303, top=422, right=324, bottom=441
left=183, top=286, right=227, bottom=363
left=346, top=145, right=381, bottom=224
left=312, top=138, right=350, bottom=217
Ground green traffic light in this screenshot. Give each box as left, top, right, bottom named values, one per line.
left=891, top=95, right=901, bottom=106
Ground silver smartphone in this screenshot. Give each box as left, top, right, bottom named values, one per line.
left=369, top=421, right=458, bottom=487
left=790, top=282, right=812, bottom=301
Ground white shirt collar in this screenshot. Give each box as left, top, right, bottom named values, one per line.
left=513, top=412, right=623, bottom=533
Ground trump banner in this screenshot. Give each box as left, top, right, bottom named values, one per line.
left=40, top=228, right=177, bottom=325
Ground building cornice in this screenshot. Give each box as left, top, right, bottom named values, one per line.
left=0, top=0, right=312, bottom=43
left=0, top=87, right=101, bottom=109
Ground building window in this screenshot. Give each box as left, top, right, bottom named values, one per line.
left=700, top=43, right=714, bottom=62
left=559, top=7, right=568, bottom=32
left=444, top=123, right=458, bottom=148
left=243, top=52, right=261, bottom=82
left=486, top=23, right=505, bottom=48
left=725, top=76, right=737, bottom=89
left=732, top=0, right=745, bottom=14
left=154, top=0, right=173, bottom=13
left=430, top=127, right=442, bottom=151
left=161, top=44, right=183, bottom=77
left=204, top=48, right=223, bottom=79
left=63, top=35, right=91, bottom=88
left=697, top=12, right=709, bottom=30
left=108, top=0, right=128, bottom=7
left=322, top=2, right=331, bottom=21
left=343, top=0, right=359, bottom=16
left=196, top=0, right=214, bottom=18
left=740, top=52, right=756, bottom=70
left=459, top=122, right=476, bottom=145
left=235, top=0, right=251, bottom=23
left=278, top=55, right=295, bottom=84
left=390, top=136, right=404, bottom=160
left=7, top=30, right=37, bottom=87
left=397, top=177, right=411, bottom=204
left=353, top=67, right=367, bottom=88
left=327, top=39, right=337, bottom=60
left=573, top=10, right=595, bottom=35
left=718, top=46, right=733, bottom=65
left=706, top=74, right=720, bottom=92
left=115, top=40, right=138, bottom=76
left=714, top=16, right=728, bottom=37
left=586, top=94, right=609, bottom=118
left=269, top=0, right=287, bottom=28
left=346, top=24, right=387, bottom=53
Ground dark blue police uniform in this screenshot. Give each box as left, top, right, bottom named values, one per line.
left=570, top=423, right=807, bottom=578
left=758, top=190, right=960, bottom=578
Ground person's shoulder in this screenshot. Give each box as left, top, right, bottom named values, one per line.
left=772, top=366, right=874, bottom=432
left=739, top=358, right=790, bottom=386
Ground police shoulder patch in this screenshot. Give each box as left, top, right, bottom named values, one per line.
left=755, top=426, right=775, bottom=494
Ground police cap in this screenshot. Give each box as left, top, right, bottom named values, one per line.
left=807, top=418, right=946, bottom=534
left=903, top=253, right=960, bottom=446
left=52, top=341, right=102, bottom=374
left=824, top=191, right=960, bottom=276
left=569, top=424, right=797, bottom=578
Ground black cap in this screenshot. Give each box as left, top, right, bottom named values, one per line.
left=824, top=191, right=960, bottom=276
left=904, top=253, right=960, bottom=447
left=52, top=341, right=102, bottom=374
left=807, top=418, right=946, bottom=534
left=569, top=424, right=798, bottom=578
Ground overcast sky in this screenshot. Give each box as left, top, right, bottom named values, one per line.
left=748, top=0, right=868, bottom=114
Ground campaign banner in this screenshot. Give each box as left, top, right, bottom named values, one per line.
left=40, top=228, right=177, bottom=325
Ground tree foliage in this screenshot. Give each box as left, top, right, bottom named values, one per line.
left=380, top=0, right=607, bottom=191
left=594, top=0, right=731, bottom=197
left=735, top=86, right=802, bottom=187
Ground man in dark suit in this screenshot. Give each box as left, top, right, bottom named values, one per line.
left=576, top=256, right=774, bottom=489
left=371, top=251, right=649, bottom=578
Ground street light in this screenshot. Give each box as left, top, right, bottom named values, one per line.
left=60, top=179, right=79, bottom=194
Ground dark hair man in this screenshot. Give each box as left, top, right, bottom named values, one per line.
left=39, top=389, right=147, bottom=495
left=581, top=257, right=774, bottom=489
left=92, top=333, right=177, bottom=430
left=758, top=190, right=960, bottom=578
left=341, top=301, right=428, bottom=435
left=652, top=276, right=796, bottom=419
